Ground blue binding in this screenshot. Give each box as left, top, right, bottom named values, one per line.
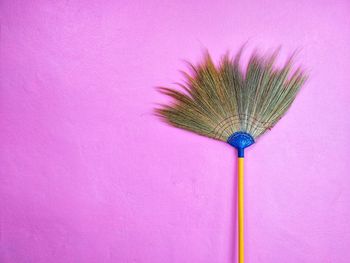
left=227, top=132, right=255, bottom=157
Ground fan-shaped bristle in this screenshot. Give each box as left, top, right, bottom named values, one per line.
left=155, top=49, right=307, bottom=142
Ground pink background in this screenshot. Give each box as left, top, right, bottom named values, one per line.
left=1, top=0, right=350, bottom=262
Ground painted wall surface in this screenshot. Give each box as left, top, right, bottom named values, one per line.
left=1, top=0, right=350, bottom=262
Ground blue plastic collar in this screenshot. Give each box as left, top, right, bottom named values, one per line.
left=227, top=132, right=255, bottom=157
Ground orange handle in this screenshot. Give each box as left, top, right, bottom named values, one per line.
left=238, top=157, right=244, bottom=263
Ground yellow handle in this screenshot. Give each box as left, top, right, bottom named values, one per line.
left=238, top=157, right=244, bottom=263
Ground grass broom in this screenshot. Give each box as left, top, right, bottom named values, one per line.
left=155, top=47, right=307, bottom=263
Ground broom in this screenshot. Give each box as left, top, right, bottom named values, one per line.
left=155, top=47, right=307, bottom=263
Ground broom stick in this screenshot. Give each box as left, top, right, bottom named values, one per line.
left=238, top=156, right=244, bottom=263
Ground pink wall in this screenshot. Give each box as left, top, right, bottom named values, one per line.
left=1, top=0, right=350, bottom=262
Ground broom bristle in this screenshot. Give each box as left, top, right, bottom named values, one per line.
left=155, top=49, right=307, bottom=142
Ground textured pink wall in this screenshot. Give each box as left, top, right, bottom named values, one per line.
left=1, top=0, right=350, bottom=262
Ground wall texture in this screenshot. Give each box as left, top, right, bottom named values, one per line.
left=1, top=0, right=350, bottom=262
